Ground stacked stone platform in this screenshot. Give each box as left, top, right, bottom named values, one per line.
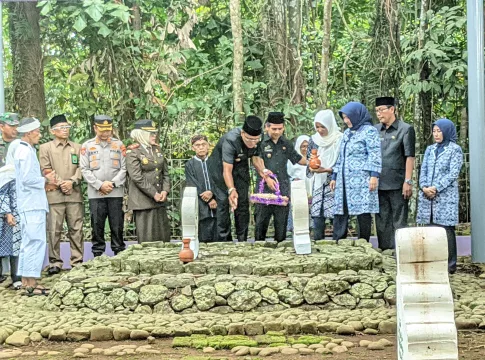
left=45, top=240, right=394, bottom=315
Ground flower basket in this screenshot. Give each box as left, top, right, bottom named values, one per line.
left=250, top=174, right=289, bottom=206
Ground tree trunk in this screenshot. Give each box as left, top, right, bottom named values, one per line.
left=288, top=0, right=305, bottom=106
left=8, top=2, right=47, bottom=120
left=319, top=0, right=332, bottom=107
left=414, top=0, right=430, bottom=154
left=229, top=0, right=244, bottom=121
left=263, top=0, right=287, bottom=106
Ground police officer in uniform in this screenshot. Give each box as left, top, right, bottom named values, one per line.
left=255, top=112, right=305, bottom=242
left=80, top=115, right=126, bottom=256
left=39, top=114, right=83, bottom=274
left=126, top=119, right=171, bottom=243
left=208, top=115, right=276, bottom=242
left=374, top=97, right=416, bottom=250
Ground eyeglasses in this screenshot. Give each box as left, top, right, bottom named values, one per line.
left=52, top=125, right=72, bottom=131
left=375, top=106, right=391, bottom=114
left=243, top=134, right=260, bottom=143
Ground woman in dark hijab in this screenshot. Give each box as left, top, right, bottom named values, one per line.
left=329, top=102, right=382, bottom=241
left=417, top=118, right=463, bottom=274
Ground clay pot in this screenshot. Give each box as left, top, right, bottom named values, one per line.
left=179, top=238, right=194, bottom=263
left=309, top=149, right=321, bottom=169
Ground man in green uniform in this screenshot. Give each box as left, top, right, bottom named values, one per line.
left=0, top=113, right=19, bottom=167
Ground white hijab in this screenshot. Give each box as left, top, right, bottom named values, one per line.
left=310, top=110, right=343, bottom=188
left=287, top=135, right=312, bottom=196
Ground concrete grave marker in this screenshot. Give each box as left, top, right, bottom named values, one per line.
left=291, top=180, right=311, bottom=255
left=181, top=186, right=199, bottom=259
left=396, top=227, right=458, bottom=360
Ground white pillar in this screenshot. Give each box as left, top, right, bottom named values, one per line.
left=396, top=227, right=457, bottom=360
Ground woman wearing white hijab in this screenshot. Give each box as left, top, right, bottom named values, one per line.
left=307, top=110, right=343, bottom=240
left=287, top=135, right=311, bottom=193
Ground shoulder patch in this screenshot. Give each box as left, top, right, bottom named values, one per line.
left=127, top=143, right=140, bottom=150
left=81, top=147, right=86, bottom=155
left=121, top=144, right=127, bottom=157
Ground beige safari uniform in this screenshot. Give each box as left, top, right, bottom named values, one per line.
left=39, top=139, right=84, bottom=268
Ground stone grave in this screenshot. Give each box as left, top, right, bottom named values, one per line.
left=396, top=227, right=458, bottom=360
left=45, top=240, right=394, bottom=315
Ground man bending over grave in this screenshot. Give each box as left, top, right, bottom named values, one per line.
left=207, top=116, right=276, bottom=242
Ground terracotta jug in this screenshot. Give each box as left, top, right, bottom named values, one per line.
left=309, top=149, right=321, bottom=169
left=179, top=238, right=194, bottom=263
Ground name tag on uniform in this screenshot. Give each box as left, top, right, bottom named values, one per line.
left=71, top=154, right=79, bottom=165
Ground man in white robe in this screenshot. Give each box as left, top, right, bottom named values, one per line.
left=13, top=118, right=56, bottom=296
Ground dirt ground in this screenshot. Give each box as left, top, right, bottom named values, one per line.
left=1, top=332, right=484, bottom=359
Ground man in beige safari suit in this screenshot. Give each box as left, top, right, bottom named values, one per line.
left=39, top=114, right=83, bottom=275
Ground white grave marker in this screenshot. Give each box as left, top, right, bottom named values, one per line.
left=396, top=227, right=458, bottom=360
left=181, top=186, right=199, bottom=259
left=291, top=180, right=311, bottom=255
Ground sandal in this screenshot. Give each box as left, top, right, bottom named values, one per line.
left=23, top=286, right=49, bottom=297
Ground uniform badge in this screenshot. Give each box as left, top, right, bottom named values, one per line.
left=111, top=143, right=119, bottom=150
left=112, top=160, right=119, bottom=167
left=81, top=147, right=86, bottom=155
left=89, top=147, right=97, bottom=151
left=71, top=154, right=79, bottom=165
left=121, top=145, right=127, bottom=157
left=264, top=145, right=272, bottom=151
left=142, top=157, right=149, bottom=165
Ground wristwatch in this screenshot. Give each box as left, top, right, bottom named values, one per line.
left=228, top=187, right=236, bottom=195
left=405, top=179, right=414, bottom=185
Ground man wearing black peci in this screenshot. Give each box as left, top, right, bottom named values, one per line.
left=208, top=115, right=276, bottom=242
left=254, top=112, right=306, bottom=242
left=374, top=97, right=416, bottom=250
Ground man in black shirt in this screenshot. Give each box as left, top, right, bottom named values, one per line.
left=374, top=97, right=416, bottom=250
left=208, top=116, right=275, bottom=242
left=255, top=112, right=306, bottom=242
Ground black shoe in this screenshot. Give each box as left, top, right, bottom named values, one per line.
left=47, top=266, right=61, bottom=275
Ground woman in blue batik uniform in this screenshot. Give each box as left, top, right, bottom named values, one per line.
left=417, top=118, right=463, bottom=274
left=330, top=102, right=382, bottom=241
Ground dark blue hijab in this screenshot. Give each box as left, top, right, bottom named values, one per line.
left=339, top=102, right=373, bottom=131
left=433, top=118, right=457, bottom=156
